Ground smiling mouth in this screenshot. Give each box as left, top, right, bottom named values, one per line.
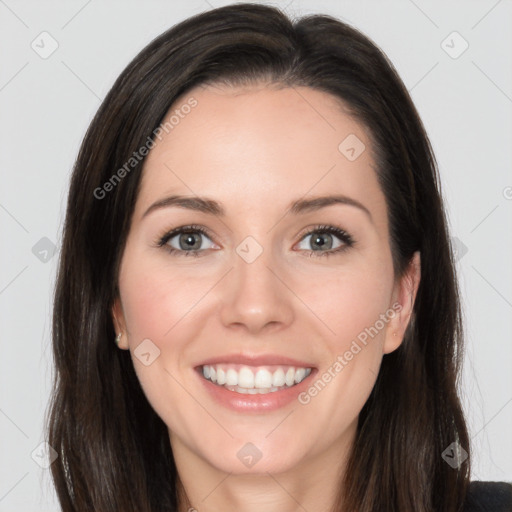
left=198, top=363, right=313, bottom=395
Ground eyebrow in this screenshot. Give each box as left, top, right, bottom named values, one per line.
left=142, top=194, right=373, bottom=223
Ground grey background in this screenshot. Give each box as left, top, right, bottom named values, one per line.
left=0, top=0, right=511, bottom=510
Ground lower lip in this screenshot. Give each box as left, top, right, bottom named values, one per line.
left=195, top=367, right=317, bottom=413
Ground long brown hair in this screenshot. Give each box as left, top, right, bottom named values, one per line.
left=46, top=3, right=470, bottom=510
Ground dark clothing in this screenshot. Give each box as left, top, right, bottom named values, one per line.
left=463, top=481, right=512, bottom=511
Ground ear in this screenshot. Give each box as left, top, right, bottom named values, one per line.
left=111, top=297, right=129, bottom=350
left=383, top=251, right=421, bottom=354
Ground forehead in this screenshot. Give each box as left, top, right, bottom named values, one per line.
left=135, top=84, right=385, bottom=222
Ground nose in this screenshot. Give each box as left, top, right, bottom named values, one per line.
left=219, top=243, right=295, bottom=335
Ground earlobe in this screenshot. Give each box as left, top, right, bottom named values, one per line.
left=383, top=251, right=421, bottom=354
left=111, top=298, right=128, bottom=350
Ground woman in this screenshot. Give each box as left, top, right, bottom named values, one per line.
left=46, top=3, right=512, bottom=511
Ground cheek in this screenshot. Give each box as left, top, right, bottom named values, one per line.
left=306, top=263, right=394, bottom=350
left=119, top=257, right=210, bottom=342
left=295, top=269, right=394, bottom=440
left=117, top=258, right=207, bottom=428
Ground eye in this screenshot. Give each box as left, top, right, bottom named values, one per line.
left=157, top=225, right=218, bottom=257
left=156, top=223, right=355, bottom=258
left=295, top=225, right=354, bottom=257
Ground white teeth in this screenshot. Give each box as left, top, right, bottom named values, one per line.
left=226, top=368, right=238, bottom=386
left=254, top=369, right=272, bottom=388
left=272, top=368, right=285, bottom=387
left=294, top=368, right=306, bottom=384
left=238, top=367, right=255, bottom=388
left=285, top=368, right=295, bottom=387
left=227, top=385, right=283, bottom=394
left=200, top=364, right=312, bottom=394
left=217, top=367, right=226, bottom=385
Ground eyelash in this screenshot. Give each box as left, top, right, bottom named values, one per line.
left=155, top=224, right=355, bottom=258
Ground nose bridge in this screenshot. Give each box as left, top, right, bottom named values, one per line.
left=219, top=235, right=294, bottom=332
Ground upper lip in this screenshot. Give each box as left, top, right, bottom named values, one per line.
left=196, top=353, right=315, bottom=368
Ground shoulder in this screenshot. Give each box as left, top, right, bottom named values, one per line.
left=463, top=480, right=512, bottom=512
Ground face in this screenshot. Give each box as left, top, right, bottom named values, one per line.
left=112, top=83, right=420, bottom=478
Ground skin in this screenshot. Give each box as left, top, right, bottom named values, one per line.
left=112, top=83, right=421, bottom=512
